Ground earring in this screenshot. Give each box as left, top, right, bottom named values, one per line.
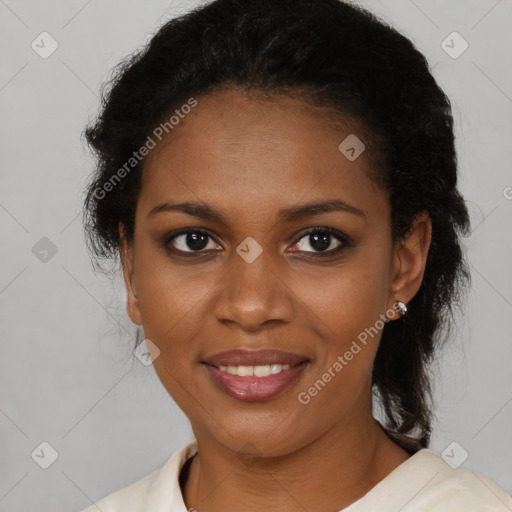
left=384, top=300, right=408, bottom=323
left=394, top=300, right=407, bottom=317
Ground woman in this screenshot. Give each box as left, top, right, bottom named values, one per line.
left=79, top=0, right=511, bottom=510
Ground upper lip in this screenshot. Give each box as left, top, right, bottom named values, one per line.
left=203, top=349, right=309, bottom=368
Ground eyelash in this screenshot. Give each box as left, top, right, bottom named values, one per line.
left=163, top=227, right=353, bottom=258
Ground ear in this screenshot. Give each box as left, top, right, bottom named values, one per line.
left=119, top=222, right=142, bottom=326
left=387, top=211, right=432, bottom=320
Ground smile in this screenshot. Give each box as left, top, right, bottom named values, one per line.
left=217, top=363, right=291, bottom=377
left=203, top=360, right=309, bottom=401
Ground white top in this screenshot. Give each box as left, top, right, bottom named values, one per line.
left=79, top=440, right=512, bottom=511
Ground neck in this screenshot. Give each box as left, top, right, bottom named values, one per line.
left=181, top=412, right=410, bottom=512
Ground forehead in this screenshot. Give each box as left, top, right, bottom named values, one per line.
left=138, top=89, right=386, bottom=222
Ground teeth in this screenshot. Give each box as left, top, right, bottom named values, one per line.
left=271, top=363, right=285, bottom=374
left=218, top=363, right=290, bottom=377
left=254, top=365, right=271, bottom=377
left=237, top=365, right=253, bottom=377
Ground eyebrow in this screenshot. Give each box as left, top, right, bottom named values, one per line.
left=148, top=199, right=365, bottom=223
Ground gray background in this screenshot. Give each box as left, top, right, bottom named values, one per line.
left=0, top=0, right=511, bottom=510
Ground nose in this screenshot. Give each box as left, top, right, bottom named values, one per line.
left=212, top=248, right=295, bottom=332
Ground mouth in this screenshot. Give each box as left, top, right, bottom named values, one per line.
left=211, top=362, right=296, bottom=377
left=202, top=349, right=310, bottom=402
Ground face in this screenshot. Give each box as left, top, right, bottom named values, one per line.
left=120, top=89, right=429, bottom=458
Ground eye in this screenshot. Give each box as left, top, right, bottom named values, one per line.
left=164, top=227, right=353, bottom=258
left=165, top=228, right=221, bottom=255
left=289, top=227, right=351, bottom=256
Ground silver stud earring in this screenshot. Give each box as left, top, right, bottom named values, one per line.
left=394, top=300, right=407, bottom=317
left=384, top=300, right=408, bottom=323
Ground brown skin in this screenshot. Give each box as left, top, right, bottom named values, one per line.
left=119, top=89, right=432, bottom=511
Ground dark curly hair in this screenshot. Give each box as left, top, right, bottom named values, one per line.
left=82, top=0, right=471, bottom=453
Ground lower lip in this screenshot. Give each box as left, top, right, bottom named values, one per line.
left=204, top=362, right=309, bottom=402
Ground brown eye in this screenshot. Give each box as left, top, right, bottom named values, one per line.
left=290, top=228, right=352, bottom=256
left=166, top=229, right=220, bottom=254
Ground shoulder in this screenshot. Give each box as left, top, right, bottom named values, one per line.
left=395, top=449, right=512, bottom=511
left=346, top=448, right=512, bottom=512
left=76, top=441, right=198, bottom=512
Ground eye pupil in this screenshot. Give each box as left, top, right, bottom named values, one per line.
left=187, top=232, right=209, bottom=251
left=310, top=232, right=330, bottom=252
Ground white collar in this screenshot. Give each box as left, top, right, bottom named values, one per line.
left=145, top=440, right=198, bottom=511
left=142, top=441, right=511, bottom=511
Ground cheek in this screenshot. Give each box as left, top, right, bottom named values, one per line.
left=296, top=250, right=390, bottom=390
left=295, top=288, right=384, bottom=427
left=299, top=249, right=390, bottom=334
left=135, top=258, right=213, bottom=411
left=133, top=247, right=216, bottom=360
